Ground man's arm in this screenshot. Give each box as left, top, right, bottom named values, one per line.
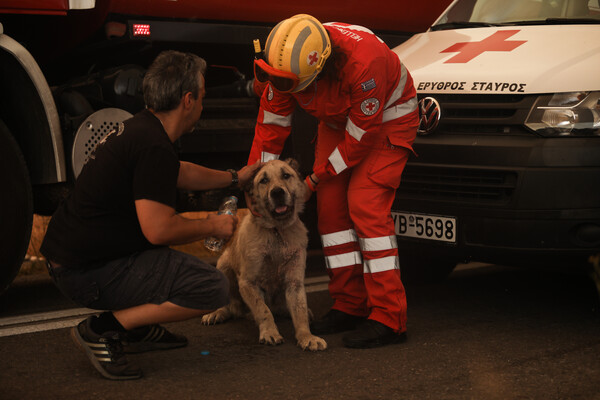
left=177, top=161, right=263, bottom=191
left=177, top=162, right=231, bottom=191
left=135, top=199, right=237, bottom=246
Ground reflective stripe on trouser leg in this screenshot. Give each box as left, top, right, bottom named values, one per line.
left=348, top=142, right=411, bottom=332
left=316, top=123, right=368, bottom=316
left=318, top=193, right=369, bottom=316
left=321, top=237, right=368, bottom=316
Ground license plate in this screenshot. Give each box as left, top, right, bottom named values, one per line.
left=392, top=211, right=456, bottom=243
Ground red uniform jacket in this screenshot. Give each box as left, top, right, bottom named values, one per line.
left=248, top=23, right=418, bottom=182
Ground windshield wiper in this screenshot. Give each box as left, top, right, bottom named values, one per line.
left=506, top=18, right=600, bottom=25
left=432, top=18, right=599, bottom=31
left=430, top=21, right=501, bottom=31
left=543, top=18, right=600, bottom=24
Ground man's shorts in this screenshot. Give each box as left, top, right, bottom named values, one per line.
left=49, top=247, right=229, bottom=311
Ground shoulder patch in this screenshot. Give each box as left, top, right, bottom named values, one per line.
left=361, top=98, right=380, bottom=116
left=360, top=78, right=376, bottom=92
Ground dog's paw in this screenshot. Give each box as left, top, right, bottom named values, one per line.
left=297, top=334, right=327, bottom=351
left=201, top=310, right=228, bottom=325
left=259, top=329, right=284, bottom=346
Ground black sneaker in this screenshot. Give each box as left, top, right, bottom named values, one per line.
left=342, top=319, right=407, bottom=349
left=123, top=324, right=188, bottom=354
left=71, top=316, right=142, bottom=380
left=310, top=309, right=366, bottom=335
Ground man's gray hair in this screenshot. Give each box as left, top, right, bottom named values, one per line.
left=143, top=50, right=207, bottom=112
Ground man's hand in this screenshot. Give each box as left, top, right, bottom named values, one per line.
left=136, top=199, right=238, bottom=246
left=237, top=161, right=263, bottom=189
left=207, top=213, right=238, bottom=239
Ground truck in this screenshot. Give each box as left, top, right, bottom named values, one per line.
left=0, top=0, right=452, bottom=293
left=390, top=0, right=600, bottom=282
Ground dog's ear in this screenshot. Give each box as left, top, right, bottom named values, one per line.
left=284, top=158, right=301, bottom=174
left=244, top=183, right=254, bottom=199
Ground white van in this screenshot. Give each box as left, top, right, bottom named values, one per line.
left=391, top=0, right=600, bottom=281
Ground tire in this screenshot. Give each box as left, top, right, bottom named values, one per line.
left=0, top=119, right=33, bottom=294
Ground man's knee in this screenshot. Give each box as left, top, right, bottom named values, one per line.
left=194, top=266, right=229, bottom=309
left=211, top=268, right=230, bottom=308
left=168, top=256, right=230, bottom=310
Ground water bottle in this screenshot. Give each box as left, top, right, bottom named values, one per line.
left=204, top=196, right=238, bottom=252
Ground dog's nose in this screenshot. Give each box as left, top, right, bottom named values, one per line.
left=270, top=187, right=285, bottom=201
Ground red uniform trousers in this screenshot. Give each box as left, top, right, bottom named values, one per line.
left=315, top=122, right=411, bottom=333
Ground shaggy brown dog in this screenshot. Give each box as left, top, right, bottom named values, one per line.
left=201, top=159, right=327, bottom=351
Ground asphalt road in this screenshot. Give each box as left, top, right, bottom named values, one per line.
left=1, top=260, right=599, bottom=400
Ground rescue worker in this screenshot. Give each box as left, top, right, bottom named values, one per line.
left=248, top=14, right=418, bottom=348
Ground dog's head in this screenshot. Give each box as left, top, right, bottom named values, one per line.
left=245, top=159, right=307, bottom=227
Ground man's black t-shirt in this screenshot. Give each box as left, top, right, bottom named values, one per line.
left=41, top=110, right=180, bottom=267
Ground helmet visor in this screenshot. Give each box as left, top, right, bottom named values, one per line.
left=254, top=59, right=299, bottom=93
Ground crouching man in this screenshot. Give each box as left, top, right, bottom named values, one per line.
left=40, top=50, right=261, bottom=380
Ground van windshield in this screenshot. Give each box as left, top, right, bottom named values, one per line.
left=432, top=0, right=600, bottom=30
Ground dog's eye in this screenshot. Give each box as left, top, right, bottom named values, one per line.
left=282, top=173, right=291, bottom=180
left=259, top=177, right=269, bottom=184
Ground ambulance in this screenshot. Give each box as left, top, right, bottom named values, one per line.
left=391, top=0, right=600, bottom=281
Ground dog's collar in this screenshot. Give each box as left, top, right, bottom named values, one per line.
left=249, top=207, right=263, bottom=218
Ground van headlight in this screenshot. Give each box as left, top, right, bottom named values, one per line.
left=525, top=91, right=600, bottom=137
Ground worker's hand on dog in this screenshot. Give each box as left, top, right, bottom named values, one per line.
left=237, top=161, right=263, bottom=189
left=207, top=213, right=238, bottom=239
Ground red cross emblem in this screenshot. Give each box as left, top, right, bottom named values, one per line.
left=441, top=30, right=526, bottom=63
left=307, top=51, right=319, bottom=66
left=361, top=98, right=380, bottom=116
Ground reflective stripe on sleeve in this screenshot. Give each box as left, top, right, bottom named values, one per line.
left=69, top=0, right=95, bottom=9
left=384, top=60, right=408, bottom=110
left=261, top=151, right=280, bottom=162
left=262, top=110, right=293, bottom=127
left=328, top=147, right=348, bottom=174
left=321, top=229, right=358, bottom=248
left=382, top=97, right=418, bottom=123
left=346, top=118, right=367, bottom=142
left=358, top=235, right=397, bottom=252
left=363, top=256, right=399, bottom=274
left=325, top=251, right=363, bottom=269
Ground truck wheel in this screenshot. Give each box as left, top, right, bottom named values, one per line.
left=399, top=250, right=457, bottom=284
left=0, top=119, right=33, bottom=294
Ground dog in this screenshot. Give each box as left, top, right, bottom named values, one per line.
left=201, top=159, right=327, bottom=351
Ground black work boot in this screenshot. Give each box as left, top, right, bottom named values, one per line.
left=342, top=319, right=407, bottom=349
left=310, top=309, right=366, bottom=335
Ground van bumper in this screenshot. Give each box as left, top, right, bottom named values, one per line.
left=393, top=134, right=600, bottom=267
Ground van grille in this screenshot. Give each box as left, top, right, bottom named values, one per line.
left=398, top=165, right=518, bottom=205
left=427, top=93, right=537, bottom=135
